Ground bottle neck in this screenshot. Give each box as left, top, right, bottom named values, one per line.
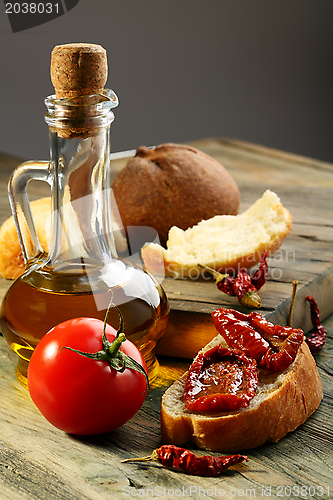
left=45, top=90, right=118, bottom=137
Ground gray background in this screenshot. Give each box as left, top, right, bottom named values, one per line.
left=1, top=0, right=333, bottom=164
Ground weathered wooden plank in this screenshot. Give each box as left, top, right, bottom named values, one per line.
left=156, top=266, right=333, bottom=360
left=196, top=137, right=333, bottom=185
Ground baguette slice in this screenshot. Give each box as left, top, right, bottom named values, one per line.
left=161, top=335, right=323, bottom=452
left=142, top=190, right=292, bottom=278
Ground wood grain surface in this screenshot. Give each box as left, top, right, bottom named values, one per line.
left=0, top=139, right=332, bottom=500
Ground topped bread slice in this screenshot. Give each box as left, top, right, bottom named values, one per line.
left=161, top=334, right=322, bottom=452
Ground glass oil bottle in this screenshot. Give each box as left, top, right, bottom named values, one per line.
left=0, top=44, right=169, bottom=387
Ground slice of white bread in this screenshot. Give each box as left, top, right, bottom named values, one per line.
left=160, top=334, right=323, bottom=452
left=142, top=190, right=292, bottom=278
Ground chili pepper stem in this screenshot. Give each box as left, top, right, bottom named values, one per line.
left=288, top=280, right=298, bottom=327
left=121, top=450, right=159, bottom=463
left=197, top=264, right=228, bottom=283
left=241, top=290, right=261, bottom=309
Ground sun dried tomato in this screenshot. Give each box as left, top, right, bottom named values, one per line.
left=212, top=308, right=304, bottom=372
left=183, top=345, right=258, bottom=411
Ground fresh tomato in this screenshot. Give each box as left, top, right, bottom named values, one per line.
left=27, top=317, right=148, bottom=435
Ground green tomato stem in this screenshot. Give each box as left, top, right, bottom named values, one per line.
left=61, top=293, right=149, bottom=393
left=106, top=332, right=126, bottom=356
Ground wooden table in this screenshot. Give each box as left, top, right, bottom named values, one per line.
left=0, top=139, right=332, bottom=500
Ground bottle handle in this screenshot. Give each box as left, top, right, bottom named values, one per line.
left=8, top=160, right=51, bottom=265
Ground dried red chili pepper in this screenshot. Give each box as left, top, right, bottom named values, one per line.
left=305, top=296, right=327, bottom=355
left=183, top=345, right=258, bottom=411
left=122, top=445, right=248, bottom=476
left=212, top=308, right=304, bottom=371
left=251, top=250, right=268, bottom=290
left=233, top=270, right=261, bottom=308
left=199, top=251, right=268, bottom=309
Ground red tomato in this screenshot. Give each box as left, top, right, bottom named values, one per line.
left=27, top=317, right=148, bottom=435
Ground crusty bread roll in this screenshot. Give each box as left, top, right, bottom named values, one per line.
left=0, top=198, right=52, bottom=280
left=0, top=197, right=127, bottom=280
left=112, top=143, right=241, bottom=244
left=142, top=189, right=292, bottom=278
left=160, top=335, right=323, bottom=452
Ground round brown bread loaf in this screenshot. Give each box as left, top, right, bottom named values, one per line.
left=111, top=143, right=241, bottom=244
left=160, top=335, right=323, bottom=453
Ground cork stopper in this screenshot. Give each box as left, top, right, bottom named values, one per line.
left=50, top=43, right=108, bottom=98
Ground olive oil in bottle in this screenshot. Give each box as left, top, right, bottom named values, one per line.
left=0, top=43, right=169, bottom=386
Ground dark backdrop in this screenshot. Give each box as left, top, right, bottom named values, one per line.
left=1, top=0, right=332, bottom=163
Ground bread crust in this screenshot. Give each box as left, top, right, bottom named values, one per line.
left=160, top=340, right=323, bottom=452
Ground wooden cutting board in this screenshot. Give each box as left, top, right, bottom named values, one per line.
left=152, top=139, right=333, bottom=358
left=1, top=138, right=333, bottom=360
